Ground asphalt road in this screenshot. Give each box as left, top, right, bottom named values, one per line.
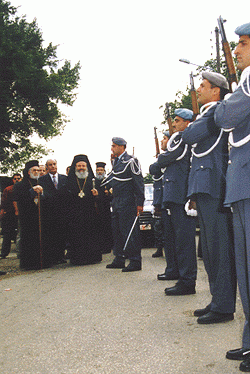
left=0, top=248, right=245, bottom=374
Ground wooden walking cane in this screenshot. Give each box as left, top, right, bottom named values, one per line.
left=37, top=192, right=43, bottom=269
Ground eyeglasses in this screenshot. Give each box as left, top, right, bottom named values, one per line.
left=13, top=178, right=21, bottom=180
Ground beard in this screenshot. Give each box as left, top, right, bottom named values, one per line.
left=95, top=172, right=106, bottom=180
left=75, top=170, right=89, bottom=179
left=29, top=172, right=39, bottom=180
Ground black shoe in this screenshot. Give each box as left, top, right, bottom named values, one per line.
left=226, top=348, right=250, bottom=361
left=240, top=357, right=250, bottom=372
left=165, top=282, right=195, bottom=296
left=194, top=304, right=211, bottom=317
left=57, top=259, right=67, bottom=264
left=122, top=261, right=141, bottom=272
left=157, top=273, right=179, bottom=281
left=106, top=258, right=125, bottom=269
left=152, top=248, right=163, bottom=258
left=197, top=311, right=234, bottom=325
left=0, top=271, right=6, bottom=275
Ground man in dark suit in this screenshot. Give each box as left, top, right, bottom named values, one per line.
left=38, top=159, right=68, bottom=265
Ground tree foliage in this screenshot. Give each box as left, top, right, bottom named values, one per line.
left=161, top=41, right=240, bottom=127
left=0, top=0, right=81, bottom=174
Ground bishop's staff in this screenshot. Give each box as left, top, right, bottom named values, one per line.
left=217, top=16, right=238, bottom=92
left=37, top=192, right=43, bottom=269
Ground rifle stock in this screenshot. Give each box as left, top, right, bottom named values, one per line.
left=154, top=126, right=160, bottom=157
left=217, top=16, right=238, bottom=91
left=190, top=72, right=199, bottom=119
left=165, top=103, right=174, bottom=135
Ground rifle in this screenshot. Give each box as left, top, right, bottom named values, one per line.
left=154, top=126, right=160, bottom=157
left=190, top=72, right=199, bottom=119
left=217, top=16, right=238, bottom=91
left=164, top=102, right=174, bottom=135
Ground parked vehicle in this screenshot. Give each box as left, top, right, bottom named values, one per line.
left=139, top=184, right=155, bottom=247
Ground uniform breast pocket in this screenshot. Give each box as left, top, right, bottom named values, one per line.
left=193, top=159, right=213, bottom=192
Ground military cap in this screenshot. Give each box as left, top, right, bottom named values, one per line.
left=175, top=108, right=193, bottom=121
left=235, top=22, right=250, bottom=37
left=112, top=137, right=127, bottom=146
left=202, top=71, right=229, bottom=90
left=163, top=130, right=170, bottom=137
left=96, top=162, right=106, bottom=168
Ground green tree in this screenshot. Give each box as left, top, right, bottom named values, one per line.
left=0, top=0, right=81, bottom=174
left=144, top=173, right=153, bottom=184
left=161, top=41, right=240, bottom=127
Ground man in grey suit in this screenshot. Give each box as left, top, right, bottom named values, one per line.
left=215, top=22, right=250, bottom=372
left=182, top=72, right=236, bottom=324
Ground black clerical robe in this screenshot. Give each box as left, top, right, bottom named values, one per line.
left=66, top=175, right=102, bottom=265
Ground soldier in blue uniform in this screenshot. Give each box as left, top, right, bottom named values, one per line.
left=103, top=137, right=144, bottom=272
left=149, top=131, right=179, bottom=281
left=182, top=71, right=236, bottom=324
left=151, top=109, right=197, bottom=295
left=214, top=22, right=250, bottom=372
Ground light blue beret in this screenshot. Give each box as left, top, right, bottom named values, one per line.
left=174, top=108, right=193, bottom=121
left=112, top=137, right=127, bottom=146
left=163, top=130, right=170, bottom=137
left=235, top=22, right=250, bottom=36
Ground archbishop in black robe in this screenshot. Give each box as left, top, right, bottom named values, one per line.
left=66, top=155, right=102, bottom=266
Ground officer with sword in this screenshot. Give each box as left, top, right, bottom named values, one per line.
left=102, top=137, right=144, bottom=272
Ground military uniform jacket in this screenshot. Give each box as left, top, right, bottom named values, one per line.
left=152, top=132, right=191, bottom=205
left=101, top=152, right=144, bottom=208
left=149, top=163, right=163, bottom=207
left=215, top=68, right=250, bottom=204
left=182, top=103, right=229, bottom=201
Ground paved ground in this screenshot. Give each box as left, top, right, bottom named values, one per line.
left=0, top=246, right=245, bottom=374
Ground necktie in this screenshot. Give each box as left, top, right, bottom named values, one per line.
left=52, top=175, right=57, bottom=189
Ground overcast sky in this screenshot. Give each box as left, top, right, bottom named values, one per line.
left=10, top=0, right=249, bottom=175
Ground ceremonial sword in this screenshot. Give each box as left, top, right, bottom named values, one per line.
left=122, top=215, right=139, bottom=252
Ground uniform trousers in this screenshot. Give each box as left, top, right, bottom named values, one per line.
left=161, top=209, right=179, bottom=277
left=232, top=199, right=250, bottom=348
left=111, top=198, right=141, bottom=263
left=168, top=203, right=197, bottom=287
left=196, top=193, right=236, bottom=313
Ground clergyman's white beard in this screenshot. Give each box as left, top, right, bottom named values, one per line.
left=95, top=172, right=106, bottom=180
left=29, top=172, right=40, bottom=180
left=75, top=170, right=88, bottom=179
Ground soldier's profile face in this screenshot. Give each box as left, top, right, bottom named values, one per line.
left=235, top=35, right=250, bottom=71
left=172, top=116, right=189, bottom=132
left=111, top=142, right=124, bottom=157
left=197, top=79, right=215, bottom=105
left=161, top=135, right=169, bottom=151
left=75, top=161, right=87, bottom=172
